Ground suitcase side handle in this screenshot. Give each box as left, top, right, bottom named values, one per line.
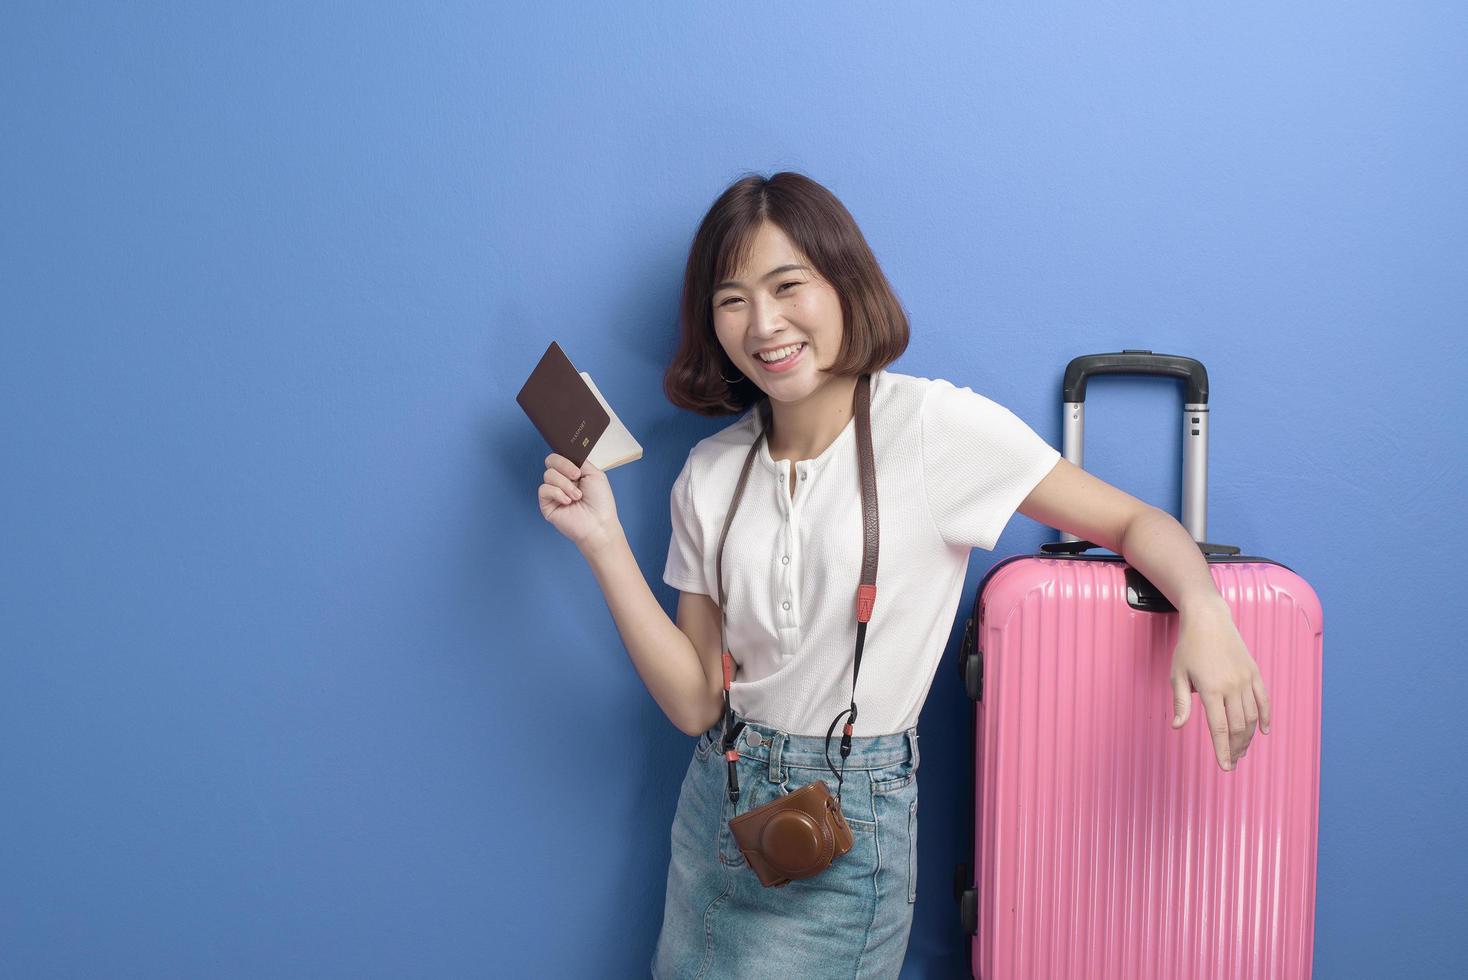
left=1058, top=349, right=1210, bottom=544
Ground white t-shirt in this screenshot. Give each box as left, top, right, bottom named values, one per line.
left=662, top=368, right=1061, bottom=736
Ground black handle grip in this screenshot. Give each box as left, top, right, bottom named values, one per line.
left=1062, top=350, right=1209, bottom=404
left=1039, top=539, right=1240, bottom=557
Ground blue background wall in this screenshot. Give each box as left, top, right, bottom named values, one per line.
left=3, top=2, right=1464, bottom=977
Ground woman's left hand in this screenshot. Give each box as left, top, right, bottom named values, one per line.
left=1169, top=599, right=1271, bottom=772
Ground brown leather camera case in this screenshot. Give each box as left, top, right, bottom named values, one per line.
left=728, top=780, right=855, bottom=888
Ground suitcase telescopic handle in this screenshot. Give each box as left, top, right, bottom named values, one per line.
left=1058, top=350, right=1210, bottom=545
left=1061, top=350, right=1209, bottom=404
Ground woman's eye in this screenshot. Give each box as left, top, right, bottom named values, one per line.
left=716, top=282, right=799, bottom=308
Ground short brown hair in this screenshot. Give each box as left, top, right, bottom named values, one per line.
left=663, top=171, right=909, bottom=416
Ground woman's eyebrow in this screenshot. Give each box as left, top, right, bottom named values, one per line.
left=714, top=264, right=810, bottom=292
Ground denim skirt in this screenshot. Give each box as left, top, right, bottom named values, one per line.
left=651, top=710, right=920, bottom=980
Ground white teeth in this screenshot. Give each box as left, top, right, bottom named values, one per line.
left=757, top=343, right=805, bottom=362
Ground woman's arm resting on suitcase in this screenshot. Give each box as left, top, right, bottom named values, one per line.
left=1017, top=459, right=1271, bottom=773
left=1118, top=508, right=1271, bottom=772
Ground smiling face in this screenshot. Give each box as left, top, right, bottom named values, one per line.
left=710, top=221, right=847, bottom=407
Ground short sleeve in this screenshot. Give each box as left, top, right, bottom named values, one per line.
left=662, top=453, right=710, bottom=594
left=920, top=378, right=1062, bottom=551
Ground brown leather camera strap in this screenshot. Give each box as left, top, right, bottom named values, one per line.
left=714, top=372, right=878, bottom=804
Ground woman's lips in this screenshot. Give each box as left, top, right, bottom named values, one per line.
left=754, top=342, right=806, bottom=373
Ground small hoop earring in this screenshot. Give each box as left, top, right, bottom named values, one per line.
left=719, top=369, right=745, bottom=384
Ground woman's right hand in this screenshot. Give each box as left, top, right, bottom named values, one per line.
left=539, top=453, right=622, bottom=554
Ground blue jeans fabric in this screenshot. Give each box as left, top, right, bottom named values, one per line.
left=652, top=711, right=921, bottom=980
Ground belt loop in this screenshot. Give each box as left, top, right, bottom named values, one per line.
left=906, top=728, right=920, bottom=772
left=767, top=730, right=786, bottom=784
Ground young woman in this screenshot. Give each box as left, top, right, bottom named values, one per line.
left=537, top=172, right=1269, bottom=979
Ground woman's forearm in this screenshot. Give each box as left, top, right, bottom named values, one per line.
left=1118, top=507, right=1230, bottom=621
left=579, top=527, right=715, bottom=736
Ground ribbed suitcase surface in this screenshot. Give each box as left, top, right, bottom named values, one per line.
left=964, top=555, right=1322, bottom=979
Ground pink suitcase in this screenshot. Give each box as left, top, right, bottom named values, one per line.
left=954, top=351, right=1323, bottom=979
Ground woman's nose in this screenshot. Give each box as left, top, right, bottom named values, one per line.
left=749, top=299, right=786, bottom=336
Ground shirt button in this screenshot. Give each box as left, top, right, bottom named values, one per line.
left=782, top=600, right=790, bottom=610
left=800, top=472, right=807, bottom=480
left=781, top=555, right=789, bottom=565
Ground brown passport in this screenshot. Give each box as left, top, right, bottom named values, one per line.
left=516, top=341, right=641, bottom=469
